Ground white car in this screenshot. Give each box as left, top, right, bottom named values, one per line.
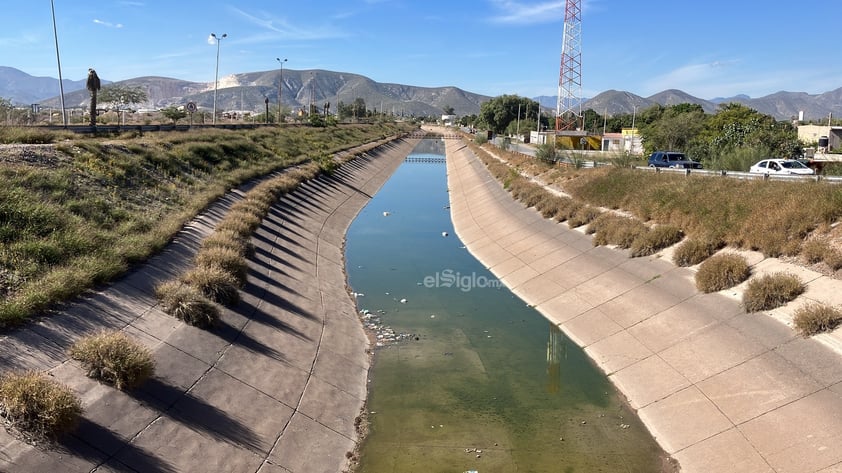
left=749, top=159, right=815, bottom=175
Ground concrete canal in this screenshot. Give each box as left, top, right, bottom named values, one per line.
left=345, top=139, right=668, bottom=472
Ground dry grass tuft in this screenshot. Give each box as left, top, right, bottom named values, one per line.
left=589, top=214, right=646, bottom=248
left=69, top=331, right=155, bottom=390
left=568, top=205, right=602, bottom=229
left=630, top=225, right=684, bottom=257
left=201, top=229, right=254, bottom=257
left=695, top=253, right=751, bottom=293
left=194, top=246, right=250, bottom=286
left=0, top=371, right=82, bottom=440
left=793, top=303, right=842, bottom=336
left=673, top=239, right=722, bottom=267
left=155, top=280, right=221, bottom=328
left=182, top=264, right=242, bottom=305
left=742, top=272, right=804, bottom=312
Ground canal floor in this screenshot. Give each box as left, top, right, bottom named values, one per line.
left=346, top=139, right=668, bottom=472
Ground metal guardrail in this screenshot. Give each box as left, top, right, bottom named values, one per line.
left=633, top=165, right=842, bottom=184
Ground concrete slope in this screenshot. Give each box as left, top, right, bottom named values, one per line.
left=444, top=138, right=842, bottom=473
left=0, top=137, right=418, bottom=473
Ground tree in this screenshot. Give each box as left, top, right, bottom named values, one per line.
left=639, top=104, right=705, bottom=153
left=98, top=85, right=148, bottom=111
left=161, top=106, right=187, bottom=125
left=477, top=95, right=540, bottom=134
left=353, top=98, right=366, bottom=120
left=86, top=68, right=101, bottom=127
left=535, top=143, right=557, bottom=163
left=442, top=105, right=455, bottom=115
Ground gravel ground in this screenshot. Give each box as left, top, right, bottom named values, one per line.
left=0, top=143, right=66, bottom=167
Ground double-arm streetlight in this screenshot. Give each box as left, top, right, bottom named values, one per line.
left=276, top=58, right=287, bottom=124
left=211, top=32, right=227, bottom=125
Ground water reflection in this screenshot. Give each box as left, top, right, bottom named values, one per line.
left=546, top=322, right=566, bottom=394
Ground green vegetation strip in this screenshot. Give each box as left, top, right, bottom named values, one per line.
left=0, top=123, right=413, bottom=328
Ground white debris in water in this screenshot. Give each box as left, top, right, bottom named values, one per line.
left=359, top=308, right=414, bottom=348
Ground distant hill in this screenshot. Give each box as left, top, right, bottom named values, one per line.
left=0, top=66, right=109, bottom=105
left=2, top=66, right=840, bottom=121
left=5, top=67, right=489, bottom=118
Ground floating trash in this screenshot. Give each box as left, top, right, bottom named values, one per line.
left=359, top=308, right=415, bottom=348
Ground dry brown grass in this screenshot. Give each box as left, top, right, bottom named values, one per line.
left=200, top=229, right=254, bottom=257
left=568, top=205, right=602, bottom=229
left=534, top=194, right=567, bottom=219
left=194, top=246, right=250, bottom=286
left=673, top=239, right=722, bottom=267
left=695, top=253, right=751, bottom=293
left=182, top=264, right=242, bottom=306
left=155, top=280, right=221, bottom=328
left=742, top=272, right=804, bottom=312
left=69, top=331, right=155, bottom=390
left=802, top=239, right=842, bottom=271
left=0, top=371, right=82, bottom=440
left=630, top=225, right=684, bottom=257
left=793, top=302, right=842, bottom=336
left=589, top=214, right=647, bottom=248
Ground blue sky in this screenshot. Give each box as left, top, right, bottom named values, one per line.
left=5, top=1, right=842, bottom=100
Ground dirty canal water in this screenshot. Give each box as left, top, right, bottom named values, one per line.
left=345, top=139, right=668, bottom=472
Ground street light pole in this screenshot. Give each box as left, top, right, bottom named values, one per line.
left=211, top=32, right=227, bottom=125
left=50, top=0, right=67, bottom=127
left=276, top=58, right=287, bottom=124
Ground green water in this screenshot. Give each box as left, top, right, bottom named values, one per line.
left=346, top=140, right=666, bottom=473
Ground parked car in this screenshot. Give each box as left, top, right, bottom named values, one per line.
left=748, top=159, right=815, bottom=175
left=647, top=151, right=703, bottom=169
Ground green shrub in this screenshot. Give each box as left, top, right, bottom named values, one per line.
left=742, top=272, right=804, bottom=312
left=69, top=331, right=155, bottom=390
left=695, top=253, right=751, bottom=293
left=182, top=264, right=242, bottom=305
left=792, top=303, right=842, bottom=336
left=156, top=280, right=221, bottom=328
left=630, top=225, right=684, bottom=257
left=673, top=239, right=721, bottom=267
left=0, top=371, right=82, bottom=439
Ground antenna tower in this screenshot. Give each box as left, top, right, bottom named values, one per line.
left=556, top=0, right=582, bottom=131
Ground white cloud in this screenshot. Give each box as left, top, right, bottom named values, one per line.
left=93, top=19, right=124, bottom=28
left=487, top=0, right=567, bottom=24
left=229, top=6, right=346, bottom=41
left=641, top=60, right=792, bottom=98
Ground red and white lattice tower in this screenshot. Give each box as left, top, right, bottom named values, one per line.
left=556, top=0, right=582, bottom=131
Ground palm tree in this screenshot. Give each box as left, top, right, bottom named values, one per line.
left=86, top=68, right=101, bottom=127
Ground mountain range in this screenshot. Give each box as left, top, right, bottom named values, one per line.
left=2, top=66, right=840, bottom=122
